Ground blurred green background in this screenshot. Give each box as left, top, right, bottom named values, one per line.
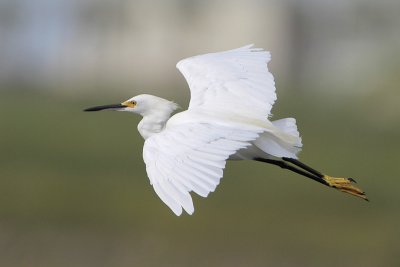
left=1, top=1, right=400, bottom=266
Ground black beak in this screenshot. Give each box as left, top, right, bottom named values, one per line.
left=84, top=104, right=126, bottom=112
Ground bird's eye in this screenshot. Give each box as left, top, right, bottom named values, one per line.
left=131, top=100, right=137, bottom=105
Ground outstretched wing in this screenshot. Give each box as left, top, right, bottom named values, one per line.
left=143, top=122, right=263, bottom=215
left=177, top=45, right=276, bottom=120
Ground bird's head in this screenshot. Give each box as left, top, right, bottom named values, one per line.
left=84, top=94, right=179, bottom=117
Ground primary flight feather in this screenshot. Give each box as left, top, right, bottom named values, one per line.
left=85, top=45, right=367, bottom=216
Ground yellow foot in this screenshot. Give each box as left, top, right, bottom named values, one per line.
left=323, top=175, right=368, bottom=201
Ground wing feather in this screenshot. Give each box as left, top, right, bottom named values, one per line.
left=143, top=123, right=263, bottom=215
left=176, top=45, right=276, bottom=119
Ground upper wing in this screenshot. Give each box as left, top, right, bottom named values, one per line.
left=143, top=122, right=263, bottom=215
left=176, top=45, right=276, bottom=120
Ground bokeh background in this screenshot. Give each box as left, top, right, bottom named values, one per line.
left=1, top=0, right=399, bottom=266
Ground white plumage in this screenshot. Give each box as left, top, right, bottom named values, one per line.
left=177, top=45, right=276, bottom=118
left=144, top=122, right=265, bottom=215
left=145, top=45, right=302, bottom=215
left=85, top=45, right=305, bottom=215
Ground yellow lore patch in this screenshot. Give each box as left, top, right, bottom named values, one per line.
left=122, top=100, right=136, bottom=108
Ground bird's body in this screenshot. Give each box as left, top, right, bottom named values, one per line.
left=138, top=100, right=300, bottom=159
left=85, top=45, right=367, bottom=215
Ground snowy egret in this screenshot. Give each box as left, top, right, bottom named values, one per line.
left=84, top=45, right=367, bottom=215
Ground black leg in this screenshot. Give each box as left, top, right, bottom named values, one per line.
left=256, top=157, right=368, bottom=201
left=282, top=157, right=324, bottom=178
left=254, top=158, right=329, bottom=186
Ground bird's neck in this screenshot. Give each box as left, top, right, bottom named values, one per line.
left=137, top=111, right=172, bottom=139
left=135, top=97, right=178, bottom=139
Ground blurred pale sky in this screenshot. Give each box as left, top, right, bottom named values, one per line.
left=0, top=0, right=399, bottom=96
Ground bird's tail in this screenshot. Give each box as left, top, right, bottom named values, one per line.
left=253, top=118, right=302, bottom=159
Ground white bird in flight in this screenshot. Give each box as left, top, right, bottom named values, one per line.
left=85, top=45, right=367, bottom=215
